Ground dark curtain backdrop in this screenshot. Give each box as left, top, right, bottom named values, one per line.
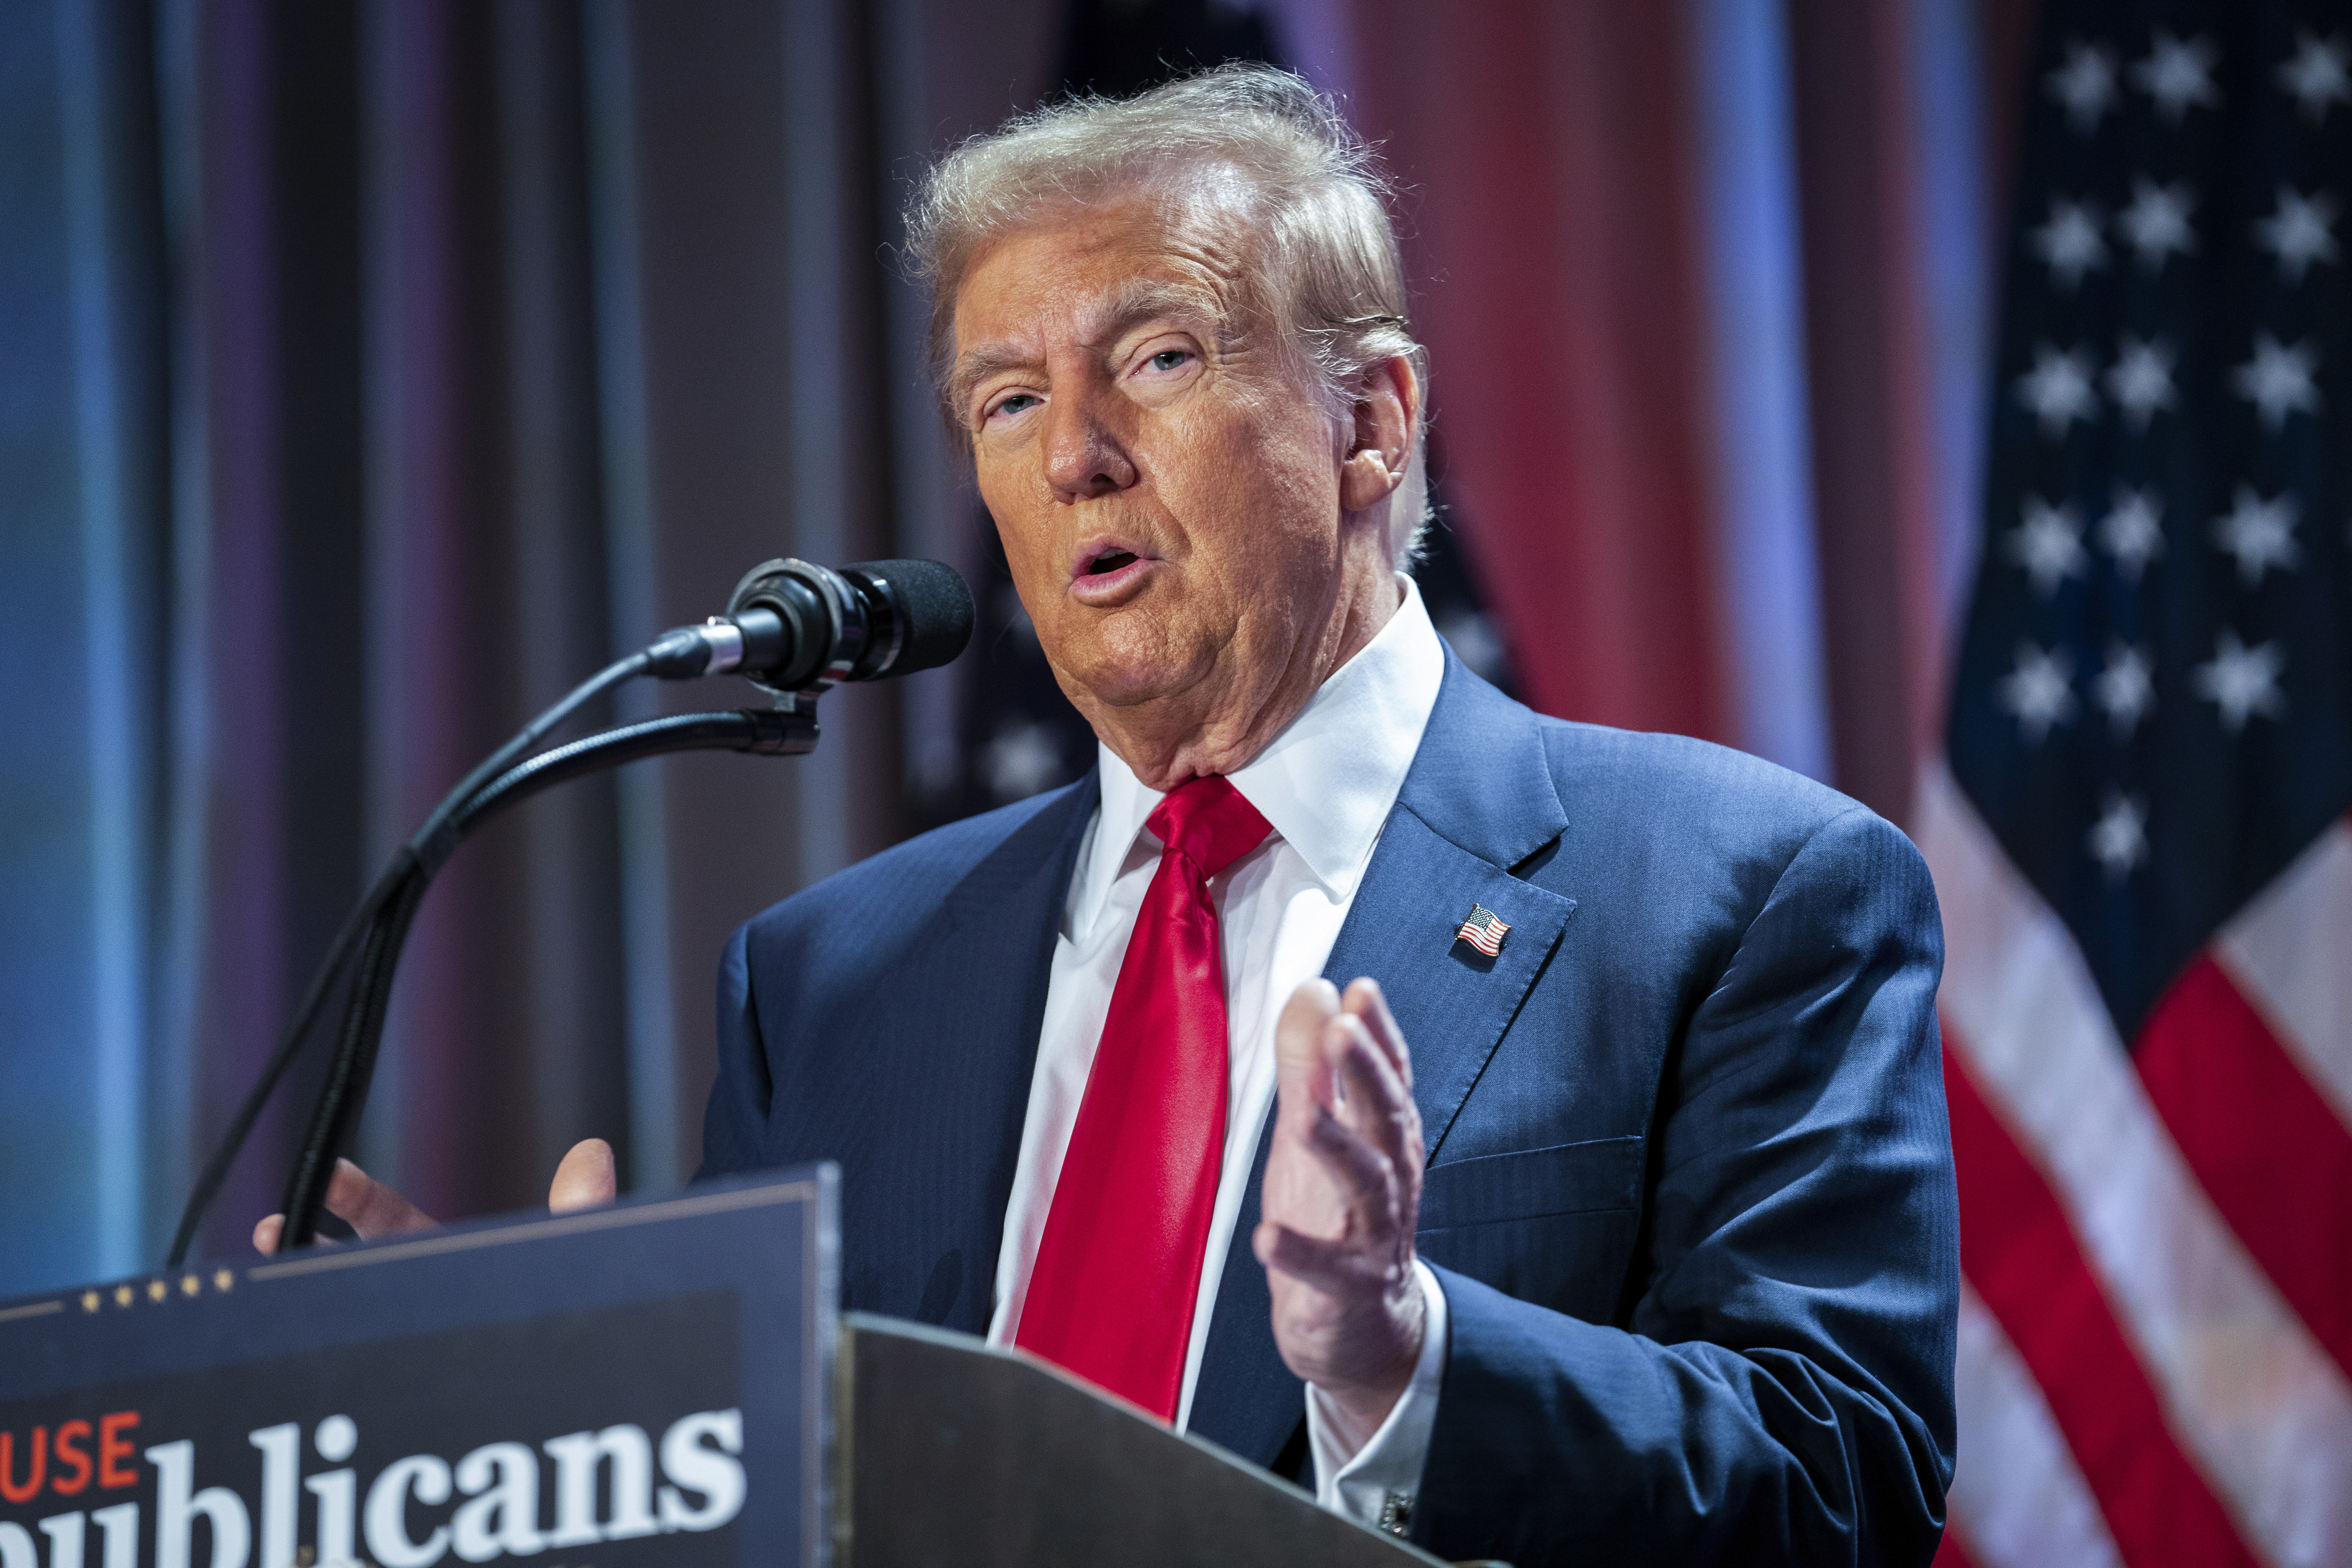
left=3, top=0, right=2036, bottom=1293
left=0, top=0, right=1060, bottom=1280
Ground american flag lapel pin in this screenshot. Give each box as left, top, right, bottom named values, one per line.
left=1455, top=903, right=1510, bottom=958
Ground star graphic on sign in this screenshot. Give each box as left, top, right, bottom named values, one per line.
left=2016, top=344, right=2100, bottom=438
left=1997, top=643, right=2078, bottom=744
left=2086, top=791, right=2150, bottom=881
left=2276, top=31, right=2351, bottom=123
left=2006, top=497, right=2089, bottom=597
left=2031, top=197, right=2109, bottom=288
left=2104, top=336, right=2177, bottom=430
left=2098, top=486, right=2165, bottom=581
left=2254, top=187, right=2339, bottom=283
left=2132, top=30, right=2221, bottom=122
left=2193, top=629, right=2286, bottom=732
left=2093, top=643, right=2156, bottom=738
left=2048, top=41, right=2120, bottom=132
left=2230, top=334, right=2321, bottom=431
left=2116, top=178, right=2197, bottom=270
left=2209, top=485, right=2303, bottom=584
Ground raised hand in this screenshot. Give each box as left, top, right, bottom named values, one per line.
left=253, top=1137, right=616, bottom=1255
left=1252, top=977, right=1427, bottom=1450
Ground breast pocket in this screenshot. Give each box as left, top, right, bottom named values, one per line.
left=1415, top=1135, right=1645, bottom=1321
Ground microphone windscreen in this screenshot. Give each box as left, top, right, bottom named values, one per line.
left=850, top=559, right=975, bottom=676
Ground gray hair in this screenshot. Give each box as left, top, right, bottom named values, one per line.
left=905, top=62, right=1431, bottom=564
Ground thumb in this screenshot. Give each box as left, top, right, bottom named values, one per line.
left=1274, top=979, right=1341, bottom=1113
left=550, top=1138, right=618, bottom=1213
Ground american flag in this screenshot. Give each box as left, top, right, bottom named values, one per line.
left=1454, top=904, right=1510, bottom=958
left=1920, top=5, right=2352, bottom=1566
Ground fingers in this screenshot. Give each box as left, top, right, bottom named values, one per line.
left=1253, top=1218, right=1387, bottom=1295
left=1292, top=1007, right=1422, bottom=1267
left=1275, top=978, right=1342, bottom=1109
left=1308, top=1101, right=1398, bottom=1218
left=1326, top=1010, right=1421, bottom=1177
left=1341, top=977, right=1412, bottom=1093
left=325, top=1158, right=439, bottom=1240
left=252, top=1213, right=343, bottom=1254
left=256, top=1141, right=611, bottom=1259
left=257, top=1158, right=428, bottom=1254
left=549, top=1138, right=618, bottom=1213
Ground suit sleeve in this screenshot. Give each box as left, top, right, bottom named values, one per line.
left=695, top=921, right=776, bottom=1181
left=1410, top=806, right=1959, bottom=1567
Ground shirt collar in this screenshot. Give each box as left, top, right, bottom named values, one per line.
left=1075, top=575, right=1448, bottom=936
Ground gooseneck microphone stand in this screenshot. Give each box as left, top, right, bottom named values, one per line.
left=164, top=556, right=974, bottom=1266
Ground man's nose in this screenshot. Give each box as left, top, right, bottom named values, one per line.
left=1043, top=385, right=1137, bottom=502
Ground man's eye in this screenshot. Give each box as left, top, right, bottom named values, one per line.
left=1145, top=349, right=1191, bottom=373
left=989, top=393, right=1040, bottom=421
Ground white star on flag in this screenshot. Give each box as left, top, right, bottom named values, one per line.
left=2017, top=344, right=2100, bottom=438
left=2093, top=643, right=2156, bottom=738
left=2104, top=336, right=2178, bottom=430
left=2116, top=178, right=2197, bottom=270
left=2086, top=790, right=2150, bottom=881
left=2032, top=197, right=2109, bottom=288
left=2192, top=629, right=2287, bottom=732
left=2209, top=486, right=2303, bottom=585
left=2047, top=41, right=2120, bottom=133
left=2254, top=187, right=2339, bottom=283
left=2099, top=486, right=2165, bottom=582
left=2007, top=497, right=2089, bottom=597
left=2231, top=334, right=2321, bottom=431
left=2276, top=31, right=2351, bottom=123
left=1998, top=643, right=2079, bottom=744
left=2132, top=29, right=2221, bottom=122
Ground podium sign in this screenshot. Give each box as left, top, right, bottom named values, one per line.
left=0, top=1171, right=837, bottom=1568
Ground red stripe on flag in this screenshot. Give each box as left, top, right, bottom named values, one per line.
left=1943, top=1032, right=2259, bottom=1568
left=2135, top=954, right=2352, bottom=1381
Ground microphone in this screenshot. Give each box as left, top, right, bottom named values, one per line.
left=645, top=558, right=975, bottom=693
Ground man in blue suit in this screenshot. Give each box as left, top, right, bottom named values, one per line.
left=293, top=63, right=1956, bottom=1565
left=701, top=62, right=1957, bottom=1565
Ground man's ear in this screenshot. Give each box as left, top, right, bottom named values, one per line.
left=1339, top=354, right=1420, bottom=515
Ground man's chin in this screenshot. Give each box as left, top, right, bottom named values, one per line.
left=1051, top=645, right=1214, bottom=717
left=1066, top=665, right=1188, bottom=713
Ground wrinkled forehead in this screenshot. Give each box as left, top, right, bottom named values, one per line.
left=950, top=171, right=1275, bottom=339
left=944, top=179, right=1281, bottom=403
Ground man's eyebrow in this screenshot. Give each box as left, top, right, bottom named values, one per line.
left=948, top=278, right=1230, bottom=415
left=947, top=343, right=1035, bottom=416
left=1094, top=277, right=1227, bottom=337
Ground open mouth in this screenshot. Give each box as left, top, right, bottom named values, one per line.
left=1069, top=539, right=1156, bottom=600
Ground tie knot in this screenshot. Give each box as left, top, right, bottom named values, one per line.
left=1146, top=776, right=1271, bottom=880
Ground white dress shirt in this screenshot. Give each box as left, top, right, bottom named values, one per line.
left=984, top=575, right=1451, bottom=1530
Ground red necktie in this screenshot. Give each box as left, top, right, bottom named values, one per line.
left=1015, top=775, right=1272, bottom=1419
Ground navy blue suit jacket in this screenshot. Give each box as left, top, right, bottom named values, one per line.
left=700, top=654, right=1959, bottom=1565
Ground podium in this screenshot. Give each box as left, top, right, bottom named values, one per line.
left=0, top=1173, right=1446, bottom=1568
left=840, top=1314, right=1442, bottom=1567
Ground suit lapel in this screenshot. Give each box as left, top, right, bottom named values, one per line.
left=1187, top=655, right=1576, bottom=1464
left=876, top=772, right=1097, bottom=1334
